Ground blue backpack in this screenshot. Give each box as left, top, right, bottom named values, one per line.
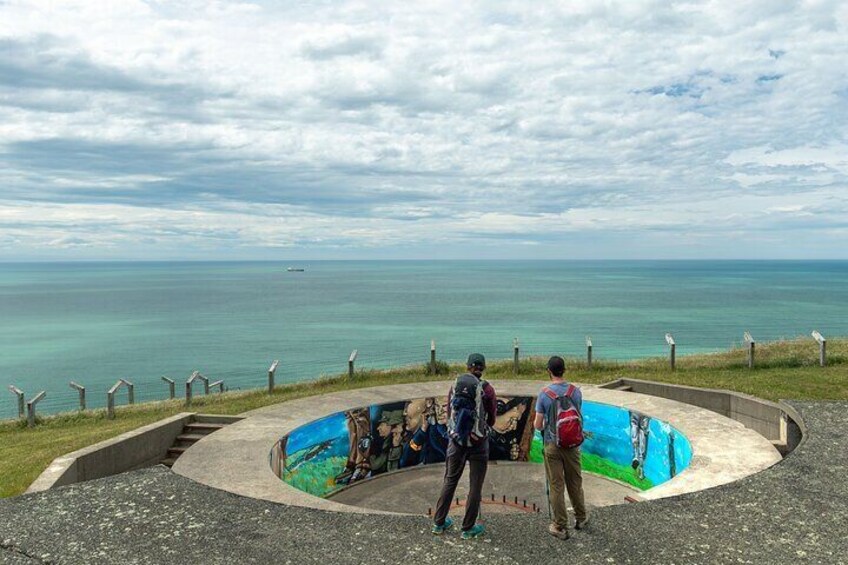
left=448, top=374, right=488, bottom=445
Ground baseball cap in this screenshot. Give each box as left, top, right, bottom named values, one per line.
left=547, top=356, right=565, bottom=376
left=466, top=353, right=486, bottom=369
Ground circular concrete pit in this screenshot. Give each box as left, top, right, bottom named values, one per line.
left=327, top=462, right=637, bottom=516
left=171, top=381, right=783, bottom=515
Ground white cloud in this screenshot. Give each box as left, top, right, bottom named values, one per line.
left=0, top=0, right=847, bottom=259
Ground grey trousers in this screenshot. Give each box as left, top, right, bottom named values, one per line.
left=433, top=439, right=489, bottom=531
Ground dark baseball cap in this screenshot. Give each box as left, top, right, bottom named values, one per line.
left=547, top=356, right=566, bottom=376
left=467, top=353, right=486, bottom=368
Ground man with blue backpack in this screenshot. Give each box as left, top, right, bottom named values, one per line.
left=534, top=356, right=588, bottom=540
left=431, top=353, right=497, bottom=539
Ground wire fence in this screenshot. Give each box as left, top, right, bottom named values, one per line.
left=4, top=325, right=843, bottom=423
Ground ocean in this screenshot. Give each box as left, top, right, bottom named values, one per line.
left=1, top=260, right=846, bottom=418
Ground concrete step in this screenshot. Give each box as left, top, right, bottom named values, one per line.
left=184, top=422, right=224, bottom=434
left=162, top=419, right=234, bottom=470
left=193, top=414, right=244, bottom=425
left=176, top=433, right=206, bottom=442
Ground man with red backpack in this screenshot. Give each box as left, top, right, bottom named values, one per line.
left=431, top=353, right=497, bottom=539
left=534, top=356, right=588, bottom=540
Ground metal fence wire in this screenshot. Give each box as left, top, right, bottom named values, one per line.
left=3, top=326, right=842, bottom=421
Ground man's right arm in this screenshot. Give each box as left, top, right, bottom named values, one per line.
left=534, top=392, right=546, bottom=430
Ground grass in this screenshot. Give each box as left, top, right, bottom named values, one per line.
left=1, top=337, right=845, bottom=498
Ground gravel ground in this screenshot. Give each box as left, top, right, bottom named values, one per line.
left=1, top=401, right=846, bottom=565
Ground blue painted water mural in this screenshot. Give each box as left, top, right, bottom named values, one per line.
left=275, top=397, right=693, bottom=497
left=578, top=402, right=693, bottom=486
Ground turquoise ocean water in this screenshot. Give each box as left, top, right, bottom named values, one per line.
left=1, top=260, right=846, bottom=418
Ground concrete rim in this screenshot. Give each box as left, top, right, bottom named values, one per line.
left=171, top=380, right=782, bottom=515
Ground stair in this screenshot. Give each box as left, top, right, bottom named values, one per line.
left=160, top=417, right=236, bottom=468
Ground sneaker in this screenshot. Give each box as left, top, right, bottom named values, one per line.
left=461, top=524, right=486, bottom=540
left=548, top=523, right=570, bottom=540
left=575, top=516, right=590, bottom=530
left=431, top=517, right=453, bottom=535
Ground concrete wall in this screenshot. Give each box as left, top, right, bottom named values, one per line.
left=600, top=379, right=801, bottom=450
left=27, top=413, right=195, bottom=493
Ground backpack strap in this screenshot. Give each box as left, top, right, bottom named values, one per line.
left=564, top=384, right=582, bottom=418
left=543, top=387, right=558, bottom=400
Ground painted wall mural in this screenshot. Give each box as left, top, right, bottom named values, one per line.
left=272, top=396, right=693, bottom=498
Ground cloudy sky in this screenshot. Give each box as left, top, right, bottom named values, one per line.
left=1, top=0, right=846, bottom=260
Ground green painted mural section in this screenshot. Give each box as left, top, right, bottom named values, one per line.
left=528, top=437, right=654, bottom=491
left=282, top=451, right=347, bottom=497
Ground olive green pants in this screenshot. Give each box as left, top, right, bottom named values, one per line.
left=543, top=443, right=587, bottom=529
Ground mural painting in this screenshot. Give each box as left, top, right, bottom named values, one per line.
left=276, top=396, right=692, bottom=497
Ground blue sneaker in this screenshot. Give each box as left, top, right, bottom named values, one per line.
left=431, top=517, right=454, bottom=535
left=461, top=524, right=485, bottom=540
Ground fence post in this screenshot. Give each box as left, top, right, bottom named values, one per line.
left=812, top=331, right=826, bottom=367
left=665, top=333, right=676, bottom=371
left=186, top=371, right=208, bottom=406
left=430, top=340, right=437, bottom=375
left=69, top=381, right=86, bottom=410
left=586, top=336, right=593, bottom=369
left=26, top=391, right=46, bottom=428
left=121, top=379, right=134, bottom=404
left=513, top=338, right=520, bottom=374
left=161, top=376, right=175, bottom=399
left=744, top=332, right=755, bottom=369
left=349, top=350, right=358, bottom=379
left=210, top=380, right=225, bottom=393
left=8, top=386, right=25, bottom=419
left=106, top=379, right=132, bottom=420
left=268, top=360, right=279, bottom=394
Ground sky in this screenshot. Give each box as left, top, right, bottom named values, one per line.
left=0, top=0, right=847, bottom=260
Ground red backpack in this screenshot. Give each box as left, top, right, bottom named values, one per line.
left=543, top=385, right=584, bottom=448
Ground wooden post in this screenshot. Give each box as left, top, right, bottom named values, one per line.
left=349, top=350, right=358, bottom=380
left=812, top=331, right=826, bottom=367
left=121, top=379, right=134, bottom=404
left=665, top=333, right=676, bottom=371
left=513, top=338, right=520, bottom=375
left=69, top=381, right=86, bottom=410
left=210, top=380, right=225, bottom=393
left=26, top=391, right=46, bottom=428
left=430, top=340, right=437, bottom=375
left=161, top=376, right=175, bottom=399
left=586, top=336, right=593, bottom=369
left=8, top=386, right=25, bottom=419
left=744, top=332, right=755, bottom=369
left=268, top=360, right=279, bottom=394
